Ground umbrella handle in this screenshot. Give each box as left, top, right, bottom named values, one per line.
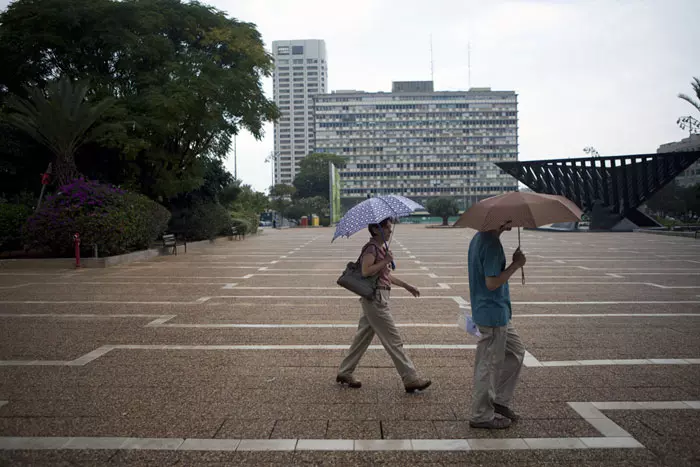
left=521, top=267, right=525, bottom=285
left=379, top=225, right=396, bottom=270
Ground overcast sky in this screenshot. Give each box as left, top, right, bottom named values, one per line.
left=2, top=0, right=698, bottom=193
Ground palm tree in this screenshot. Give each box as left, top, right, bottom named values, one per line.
left=678, top=77, right=700, bottom=114
left=3, top=77, right=116, bottom=186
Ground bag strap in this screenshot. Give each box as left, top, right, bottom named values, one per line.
left=357, top=242, right=380, bottom=265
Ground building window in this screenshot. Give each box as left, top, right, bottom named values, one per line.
left=307, top=59, right=318, bottom=64
left=292, top=45, right=304, bottom=55
left=293, top=59, right=303, bottom=65
left=277, top=46, right=289, bottom=55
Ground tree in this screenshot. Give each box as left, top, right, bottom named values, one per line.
left=3, top=77, right=116, bottom=186
left=269, top=184, right=296, bottom=198
left=268, top=184, right=295, bottom=220
left=0, top=0, right=278, bottom=199
left=286, top=196, right=329, bottom=222
left=426, top=198, right=459, bottom=226
left=644, top=180, right=696, bottom=221
left=292, top=153, right=345, bottom=199
left=230, top=185, right=269, bottom=214
left=679, top=77, right=700, bottom=114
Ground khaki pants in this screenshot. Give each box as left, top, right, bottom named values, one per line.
left=471, top=322, right=525, bottom=423
left=338, top=289, right=419, bottom=384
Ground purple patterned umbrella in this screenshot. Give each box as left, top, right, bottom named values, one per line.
left=331, top=197, right=398, bottom=242
left=379, top=194, right=425, bottom=217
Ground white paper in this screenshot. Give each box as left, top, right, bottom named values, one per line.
left=457, top=305, right=481, bottom=337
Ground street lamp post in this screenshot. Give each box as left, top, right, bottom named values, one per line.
left=677, top=116, right=700, bottom=137
left=265, top=151, right=281, bottom=226
left=265, top=151, right=281, bottom=190
left=583, top=147, right=600, bottom=158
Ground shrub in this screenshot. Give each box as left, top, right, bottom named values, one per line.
left=230, top=210, right=259, bottom=235
left=169, top=201, right=231, bottom=241
left=0, top=203, right=32, bottom=251
left=24, top=178, right=170, bottom=257
left=230, top=217, right=251, bottom=235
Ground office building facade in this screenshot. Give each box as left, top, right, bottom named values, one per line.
left=313, top=82, right=518, bottom=209
left=271, top=40, right=328, bottom=185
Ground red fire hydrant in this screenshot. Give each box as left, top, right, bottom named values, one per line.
left=73, top=233, right=81, bottom=268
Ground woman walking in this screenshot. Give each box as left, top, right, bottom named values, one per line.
left=336, top=218, right=432, bottom=393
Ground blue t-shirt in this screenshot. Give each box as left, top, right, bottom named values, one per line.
left=467, top=231, right=512, bottom=327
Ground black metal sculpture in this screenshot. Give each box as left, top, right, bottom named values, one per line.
left=496, top=151, right=700, bottom=230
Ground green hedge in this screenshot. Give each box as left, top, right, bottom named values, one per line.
left=169, top=201, right=232, bottom=241
left=230, top=210, right=259, bottom=235
left=0, top=203, right=32, bottom=251
left=24, top=179, right=170, bottom=257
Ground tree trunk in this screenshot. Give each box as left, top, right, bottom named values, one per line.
left=442, top=216, right=449, bottom=226
left=54, top=154, right=81, bottom=187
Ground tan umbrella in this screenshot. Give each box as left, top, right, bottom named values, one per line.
left=454, top=191, right=583, bottom=284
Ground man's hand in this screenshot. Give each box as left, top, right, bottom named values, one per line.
left=405, top=284, right=420, bottom=298
left=512, top=248, right=527, bottom=268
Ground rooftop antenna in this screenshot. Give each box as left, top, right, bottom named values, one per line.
left=430, top=34, right=434, bottom=83
left=468, top=41, right=471, bottom=88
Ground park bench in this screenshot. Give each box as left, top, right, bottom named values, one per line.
left=231, top=225, right=246, bottom=241
left=162, top=233, right=186, bottom=255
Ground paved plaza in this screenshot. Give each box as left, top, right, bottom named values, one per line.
left=0, top=225, right=699, bottom=465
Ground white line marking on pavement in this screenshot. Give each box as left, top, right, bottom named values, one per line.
left=537, top=359, right=700, bottom=367
left=0, top=313, right=172, bottom=320
left=606, top=273, right=624, bottom=279
left=446, top=281, right=700, bottom=288
left=523, top=351, right=542, bottom=367
left=8, top=401, right=700, bottom=452
left=221, top=283, right=238, bottom=289
left=0, top=344, right=484, bottom=366
left=212, top=286, right=453, bottom=290
left=257, top=267, right=268, bottom=271
left=515, top=313, right=700, bottom=317
left=242, top=274, right=255, bottom=279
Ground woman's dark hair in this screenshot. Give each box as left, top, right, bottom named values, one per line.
left=368, top=217, right=392, bottom=236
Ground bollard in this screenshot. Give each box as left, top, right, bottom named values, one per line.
left=73, top=233, right=81, bottom=268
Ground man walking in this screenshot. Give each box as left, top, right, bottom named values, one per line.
left=467, top=221, right=526, bottom=429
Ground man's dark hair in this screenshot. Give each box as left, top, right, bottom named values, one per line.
left=368, top=217, right=392, bottom=236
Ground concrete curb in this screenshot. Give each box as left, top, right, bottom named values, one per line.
left=0, top=232, right=264, bottom=270
left=634, top=229, right=698, bottom=239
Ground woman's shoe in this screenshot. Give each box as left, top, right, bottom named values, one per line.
left=336, top=374, right=362, bottom=388
left=404, top=378, right=432, bottom=393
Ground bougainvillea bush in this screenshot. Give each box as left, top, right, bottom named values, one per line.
left=24, top=179, right=171, bottom=257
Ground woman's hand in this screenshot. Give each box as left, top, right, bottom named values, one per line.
left=405, top=284, right=420, bottom=298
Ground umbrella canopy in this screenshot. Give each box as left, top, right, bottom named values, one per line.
left=331, top=197, right=396, bottom=242
left=380, top=194, right=425, bottom=217
left=331, top=195, right=425, bottom=242
left=453, top=191, right=583, bottom=231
